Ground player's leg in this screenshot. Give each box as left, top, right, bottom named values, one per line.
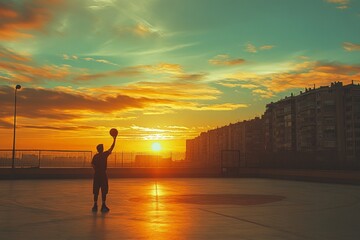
left=100, top=176, right=109, bottom=212
left=92, top=177, right=101, bottom=212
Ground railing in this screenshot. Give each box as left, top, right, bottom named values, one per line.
left=0, top=150, right=186, bottom=168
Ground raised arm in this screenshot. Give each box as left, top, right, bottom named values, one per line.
left=107, top=136, right=117, bottom=153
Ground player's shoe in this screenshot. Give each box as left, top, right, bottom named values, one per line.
left=101, top=204, right=110, bottom=213
left=92, top=204, right=98, bottom=212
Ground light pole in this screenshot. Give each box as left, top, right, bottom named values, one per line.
left=12, top=84, right=21, bottom=169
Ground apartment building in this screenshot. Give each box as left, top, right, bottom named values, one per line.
left=264, top=96, right=296, bottom=153
left=186, top=82, right=360, bottom=168
left=186, top=117, right=264, bottom=167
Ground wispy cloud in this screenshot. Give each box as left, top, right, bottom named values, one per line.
left=114, top=22, right=164, bottom=38
left=245, top=43, right=275, bottom=53
left=245, top=43, right=257, bottom=53
left=128, top=43, right=198, bottom=55
left=343, top=42, right=360, bottom=51
left=74, top=67, right=142, bottom=82
left=209, top=54, right=246, bottom=66
left=144, top=63, right=183, bottom=75
left=195, top=103, right=248, bottom=111
left=21, top=125, right=96, bottom=131
left=252, top=89, right=274, bottom=98
left=125, top=124, right=196, bottom=140
left=113, top=81, right=221, bottom=100
left=63, top=54, right=119, bottom=66
left=175, top=73, right=207, bottom=81
left=217, top=79, right=258, bottom=89
left=74, top=62, right=207, bottom=83
left=259, top=45, right=275, bottom=50
left=325, top=0, right=349, bottom=9
left=0, top=47, right=31, bottom=62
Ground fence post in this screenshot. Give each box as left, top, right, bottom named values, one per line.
left=121, top=151, right=124, bottom=167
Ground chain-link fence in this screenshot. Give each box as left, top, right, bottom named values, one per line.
left=0, top=150, right=186, bottom=168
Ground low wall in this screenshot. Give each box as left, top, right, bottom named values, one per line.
left=237, top=168, right=360, bottom=185
left=0, top=167, right=221, bottom=179
left=0, top=168, right=359, bottom=185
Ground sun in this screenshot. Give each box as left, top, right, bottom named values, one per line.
left=151, top=142, right=162, bottom=152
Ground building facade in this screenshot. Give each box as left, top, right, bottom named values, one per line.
left=186, top=117, right=264, bottom=167
left=186, top=82, right=360, bottom=169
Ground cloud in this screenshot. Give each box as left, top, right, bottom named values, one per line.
left=245, top=43, right=257, bottom=53
left=21, top=125, right=96, bottom=131
left=264, top=62, right=360, bottom=92
left=326, top=0, right=349, bottom=3
left=113, top=81, right=221, bottom=100
left=123, top=124, right=196, bottom=140
left=217, top=79, right=274, bottom=98
left=0, top=47, right=31, bottom=62
left=252, top=89, right=274, bottom=98
left=240, top=83, right=259, bottom=89
left=209, top=54, right=246, bottom=66
left=217, top=79, right=259, bottom=89
left=165, top=125, right=189, bottom=130
left=63, top=54, right=120, bottom=66
left=245, top=43, right=275, bottom=53
left=144, top=63, right=183, bottom=75
left=0, top=119, right=13, bottom=129
left=131, top=125, right=167, bottom=133
left=0, top=0, right=64, bottom=40
left=133, top=22, right=163, bottom=37
left=0, top=53, right=206, bottom=84
left=128, top=43, right=198, bottom=55
left=175, top=73, right=207, bottom=81
left=343, top=42, right=360, bottom=51
left=0, top=46, right=76, bottom=84
left=325, top=0, right=349, bottom=9
left=227, top=61, right=360, bottom=97
left=0, top=86, right=172, bottom=121
left=74, top=67, right=142, bottom=82
left=313, top=63, right=360, bottom=74
left=74, top=62, right=207, bottom=83
left=0, top=62, right=71, bottom=83
left=0, top=78, right=244, bottom=128
left=259, top=45, right=275, bottom=50
left=114, top=19, right=164, bottom=39
left=195, top=103, right=248, bottom=111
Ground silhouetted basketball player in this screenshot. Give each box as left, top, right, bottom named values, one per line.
left=91, top=135, right=116, bottom=213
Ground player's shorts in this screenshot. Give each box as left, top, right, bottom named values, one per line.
left=93, top=173, right=108, bottom=195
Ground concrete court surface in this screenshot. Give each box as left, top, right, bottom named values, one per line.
left=0, top=178, right=359, bottom=240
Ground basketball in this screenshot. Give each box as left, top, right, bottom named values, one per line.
left=109, top=128, right=118, bottom=137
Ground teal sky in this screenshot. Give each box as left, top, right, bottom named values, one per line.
left=0, top=0, right=359, bottom=151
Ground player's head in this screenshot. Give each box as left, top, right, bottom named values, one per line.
left=96, top=144, right=104, bottom=153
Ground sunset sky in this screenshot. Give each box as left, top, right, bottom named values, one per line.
left=0, top=0, right=359, bottom=152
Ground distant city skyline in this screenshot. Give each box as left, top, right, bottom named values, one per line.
left=0, top=0, right=359, bottom=151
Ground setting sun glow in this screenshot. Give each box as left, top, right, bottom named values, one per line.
left=151, top=142, right=162, bottom=152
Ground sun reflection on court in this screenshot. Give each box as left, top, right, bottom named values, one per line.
left=147, top=183, right=172, bottom=239
left=151, top=182, right=164, bottom=199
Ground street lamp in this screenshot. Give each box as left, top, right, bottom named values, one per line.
left=12, top=84, right=21, bottom=169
